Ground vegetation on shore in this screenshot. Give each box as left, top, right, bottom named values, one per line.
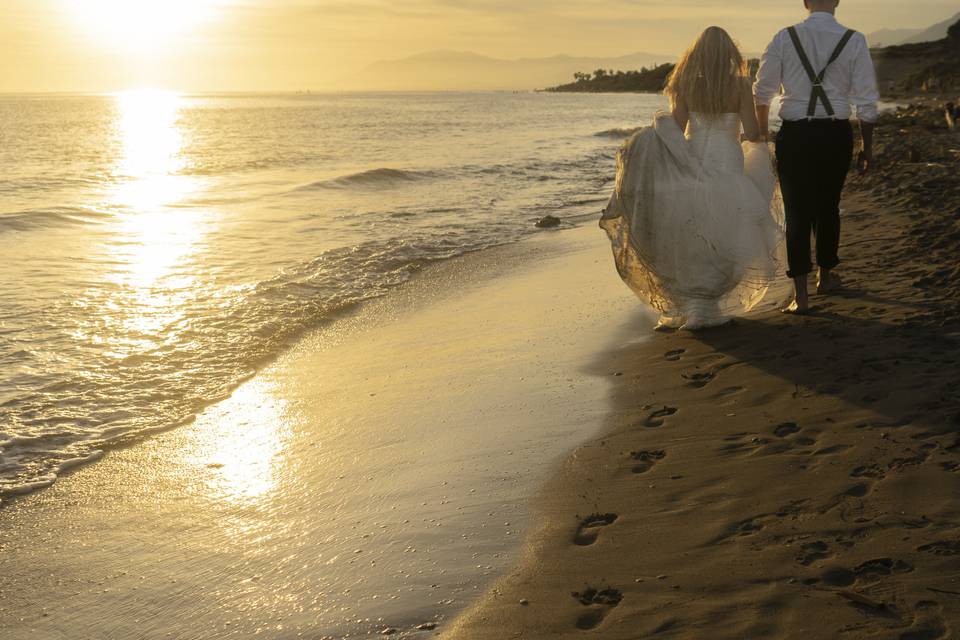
left=544, top=64, right=675, bottom=93
left=545, top=60, right=760, bottom=93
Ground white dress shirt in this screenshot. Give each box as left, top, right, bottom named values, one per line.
left=754, top=12, right=880, bottom=122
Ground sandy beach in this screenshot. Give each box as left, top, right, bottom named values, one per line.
left=444, top=105, right=960, bottom=638
left=2, top=103, right=958, bottom=639
left=5, top=2, right=960, bottom=638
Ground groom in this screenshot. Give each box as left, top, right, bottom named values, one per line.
left=754, top=0, right=879, bottom=313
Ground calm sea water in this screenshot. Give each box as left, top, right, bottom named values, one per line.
left=0, top=91, right=666, bottom=499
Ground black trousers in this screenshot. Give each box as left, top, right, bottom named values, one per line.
left=775, top=119, right=854, bottom=278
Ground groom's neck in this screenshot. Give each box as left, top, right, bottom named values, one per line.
left=806, top=0, right=838, bottom=15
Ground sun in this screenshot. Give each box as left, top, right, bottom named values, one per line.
left=63, top=0, right=221, bottom=52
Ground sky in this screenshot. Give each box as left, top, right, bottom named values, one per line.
left=1, top=0, right=958, bottom=92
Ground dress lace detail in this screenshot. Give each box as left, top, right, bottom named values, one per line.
left=600, top=111, right=788, bottom=330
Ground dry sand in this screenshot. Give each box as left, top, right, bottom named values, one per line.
left=444, top=106, right=960, bottom=639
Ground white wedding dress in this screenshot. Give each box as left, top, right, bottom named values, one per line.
left=601, top=111, right=788, bottom=329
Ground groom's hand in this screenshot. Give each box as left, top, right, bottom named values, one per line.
left=857, top=121, right=875, bottom=175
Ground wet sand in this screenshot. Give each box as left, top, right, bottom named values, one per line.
left=0, top=223, right=650, bottom=638
left=444, top=106, right=960, bottom=638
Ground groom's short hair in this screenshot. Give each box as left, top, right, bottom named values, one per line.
left=805, top=0, right=839, bottom=9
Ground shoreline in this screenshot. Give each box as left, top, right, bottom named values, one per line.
left=0, top=209, right=600, bottom=507
left=0, top=222, right=651, bottom=638
left=444, top=104, right=960, bottom=638
left=2, top=100, right=957, bottom=638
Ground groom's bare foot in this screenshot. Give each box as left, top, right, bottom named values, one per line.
left=816, top=270, right=842, bottom=295
left=782, top=299, right=810, bottom=315
left=782, top=275, right=809, bottom=314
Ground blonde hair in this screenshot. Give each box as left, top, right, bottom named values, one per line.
left=665, top=27, right=748, bottom=116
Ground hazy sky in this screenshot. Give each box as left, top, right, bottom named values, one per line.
left=2, top=0, right=957, bottom=92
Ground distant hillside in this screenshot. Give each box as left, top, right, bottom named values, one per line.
left=342, top=50, right=673, bottom=91
left=872, top=18, right=960, bottom=95
left=867, top=11, right=960, bottom=46
left=899, top=11, right=960, bottom=44
left=867, top=27, right=924, bottom=48
left=544, top=65, right=675, bottom=94
left=546, top=59, right=761, bottom=94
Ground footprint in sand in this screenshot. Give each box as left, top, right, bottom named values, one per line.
left=852, top=464, right=886, bottom=479
left=797, top=540, right=832, bottom=565
left=664, top=349, right=685, bottom=361
left=724, top=426, right=826, bottom=460
left=774, top=422, right=801, bottom=438
left=720, top=433, right=768, bottom=455
left=630, top=450, right=665, bottom=474
left=901, top=600, right=951, bottom=640
left=855, top=558, right=914, bottom=583
left=681, top=371, right=715, bottom=388
left=819, top=557, right=914, bottom=588
left=845, top=483, right=871, bottom=498
left=574, top=513, right=618, bottom=546
left=917, top=540, right=960, bottom=556
left=814, top=444, right=854, bottom=456
left=643, top=406, right=677, bottom=428
left=715, top=385, right=746, bottom=399
left=571, top=587, right=622, bottom=630
left=735, top=517, right=766, bottom=536
left=888, top=447, right=933, bottom=472
left=819, top=482, right=875, bottom=517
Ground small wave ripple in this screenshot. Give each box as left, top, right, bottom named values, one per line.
left=0, top=223, right=529, bottom=499
left=297, top=168, right=442, bottom=191
left=593, top=126, right=645, bottom=138
left=0, top=206, right=113, bottom=232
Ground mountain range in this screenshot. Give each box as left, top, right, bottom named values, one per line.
left=866, top=11, right=960, bottom=47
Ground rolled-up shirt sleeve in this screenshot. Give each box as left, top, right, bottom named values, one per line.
left=753, top=32, right=783, bottom=106
left=850, top=33, right=880, bottom=122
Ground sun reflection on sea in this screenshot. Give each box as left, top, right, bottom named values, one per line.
left=111, top=90, right=195, bottom=211
left=92, top=91, right=210, bottom=356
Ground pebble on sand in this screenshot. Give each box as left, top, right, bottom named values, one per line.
left=535, top=215, right=561, bottom=228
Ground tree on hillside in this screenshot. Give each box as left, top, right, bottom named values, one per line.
left=549, top=63, right=676, bottom=93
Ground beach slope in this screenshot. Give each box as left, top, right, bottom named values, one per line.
left=444, top=106, right=960, bottom=639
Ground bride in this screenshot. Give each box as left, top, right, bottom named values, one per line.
left=601, top=26, right=787, bottom=330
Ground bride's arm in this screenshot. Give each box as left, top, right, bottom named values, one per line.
left=672, top=95, right=689, bottom=132
left=739, top=80, right=762, bottom=142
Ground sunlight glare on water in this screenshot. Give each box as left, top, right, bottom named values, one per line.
left=187, top=376, right=293, bottom=509
left=100, top=91, right=208, bottom=356
left=0, top=91, right=668, bottom=498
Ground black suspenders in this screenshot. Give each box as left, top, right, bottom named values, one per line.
left=786, top=26, right=857, bottom=119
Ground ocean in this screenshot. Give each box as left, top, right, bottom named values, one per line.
left=0, top=90, right=667, bottom=500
